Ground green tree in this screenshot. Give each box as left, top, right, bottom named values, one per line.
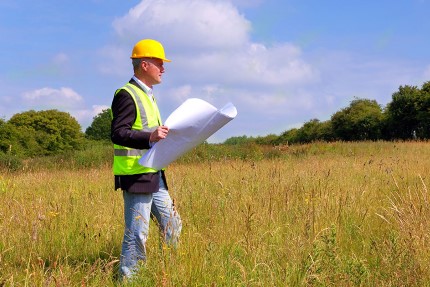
left=274, top=128, right=299, bottom=145
left=0, top=119, right=39, bottom=156
left=384, top=85, right=422, bottom=139
left=295, top=119, right=334, bottom=143
left=0, top=119, right=11, bottom=153
left=415, top=81, right=430, bottom=138
left=255, top=134, right=278, bottom=145
left=223, top=135, right=254, bottom=145
left=8, top=110, right=84, bottom=155
left=331, top=98, right=383, bottom=141
left=85, top=109, right=112, bottom=141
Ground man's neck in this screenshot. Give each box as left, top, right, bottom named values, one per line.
left=133, top=75, right=153, bottom=91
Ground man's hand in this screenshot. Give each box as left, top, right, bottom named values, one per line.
left=150, top=126, right=169, bottom=143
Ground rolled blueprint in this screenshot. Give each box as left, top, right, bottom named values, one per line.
left=138, top=98, right=237, bottom=170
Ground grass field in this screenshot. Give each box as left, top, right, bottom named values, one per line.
left=1, top=141, right=430, bottom=286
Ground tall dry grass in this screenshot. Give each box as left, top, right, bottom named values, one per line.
left=1, top=141, right=430, bottom=286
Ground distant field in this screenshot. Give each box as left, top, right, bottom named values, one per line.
left=1, top=141, right=430, bottom=286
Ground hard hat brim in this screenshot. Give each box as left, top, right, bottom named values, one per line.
left=130, top=56, right=171, bottom=62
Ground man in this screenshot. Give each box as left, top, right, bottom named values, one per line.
left=110, top=39, right=182, bottom=279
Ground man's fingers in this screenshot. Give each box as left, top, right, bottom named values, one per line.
left=151, top=126, right=169, bottom=142
left=158, top=126, right=169, bottom=138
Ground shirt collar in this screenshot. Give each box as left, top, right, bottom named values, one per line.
left=132, top=75, right=153, bottom=96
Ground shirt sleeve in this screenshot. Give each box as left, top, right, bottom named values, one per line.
left=111, top=89, right=152, bottom=149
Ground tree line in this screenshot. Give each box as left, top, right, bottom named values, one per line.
left=1, top=81, right=429, bottom=159
left=225, top=81, right=430, bottom=145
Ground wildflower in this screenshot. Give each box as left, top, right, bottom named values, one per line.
left=48, top=211, right=60, bottom=217
left=162, top=243, right=170, bottom=250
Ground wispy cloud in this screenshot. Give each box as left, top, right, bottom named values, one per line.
left=22, top=87, right=83, bottom=108
left=20, top=87, right=108, bottom=129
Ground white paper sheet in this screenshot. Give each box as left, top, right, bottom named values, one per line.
left=138, top=98, right=237, bottom=170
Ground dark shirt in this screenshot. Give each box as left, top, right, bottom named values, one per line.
left=111, top=79, right=167, bottom=193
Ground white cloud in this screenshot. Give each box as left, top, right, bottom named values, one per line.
left=17, top=87, right=111, bottom=130
left=173, top=43, right=312, bottom=86
left=92, top=105, right=110, bottom=115
left=113, top=0, right=251, bottom=50
left=101, top=0, right=318, bottom=105
left=167, top=85, right=192, bottom=103
left=72, top=105, right=110, bottom=129
left=22, top=87, right=83, bottom=109
left=108, top=0, right=317, bottom=88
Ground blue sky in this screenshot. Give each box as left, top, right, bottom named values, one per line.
left=1, top=0, right=429, bottom=142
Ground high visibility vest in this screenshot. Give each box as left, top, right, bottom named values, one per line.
left=112, top=83, right=162, bottom=175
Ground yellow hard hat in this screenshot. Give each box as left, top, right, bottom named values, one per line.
left=130, top=39, right=171, bottom=62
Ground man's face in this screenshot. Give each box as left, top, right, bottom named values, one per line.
left=142, top=58, right=165, bottom=86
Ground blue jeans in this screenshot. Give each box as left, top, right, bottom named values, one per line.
left=119, top=175, right=182, bottom=279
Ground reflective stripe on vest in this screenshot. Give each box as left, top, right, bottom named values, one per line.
left=123, top=83, right=161, bottom=130
left=114, top=149, right=145, bottom=157
left=113, top=83, right=161, bottom=175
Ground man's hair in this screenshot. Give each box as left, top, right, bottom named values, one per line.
left=132, top=58, right=144, bottom=71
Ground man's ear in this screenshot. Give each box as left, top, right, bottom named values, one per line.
left=141, top=61, right=148, bottom=71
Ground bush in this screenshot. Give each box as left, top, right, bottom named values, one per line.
left=0, top=153, right=23, bottom=172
